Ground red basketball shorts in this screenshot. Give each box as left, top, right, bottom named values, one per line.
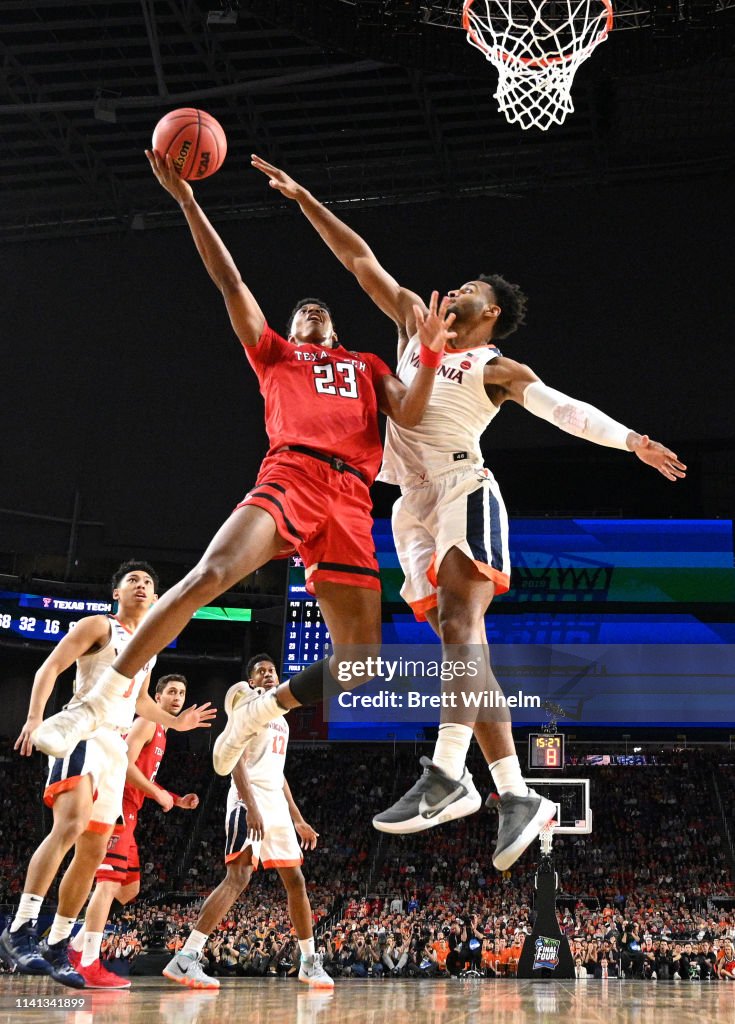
left=94, top=805, right=140, bottom=887
left=236, top=450, right=381, bottom=594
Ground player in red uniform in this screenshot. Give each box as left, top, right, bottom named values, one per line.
left=67, top=674, right=199, bottom=988
left=32, top=149, right=457, bottom=773
left=717, top=939, right=735, bottom=980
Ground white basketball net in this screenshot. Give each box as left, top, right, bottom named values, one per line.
left=462, top=0, right=614, bottom=131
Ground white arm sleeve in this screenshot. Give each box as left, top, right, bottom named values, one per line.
left=523, top=381, right=632, bottom=451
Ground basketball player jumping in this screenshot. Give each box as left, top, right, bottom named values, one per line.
left=246, top=155, right=686, bottom=869
left=67, top=673, right=200, bottom=989
left=163, top=654, right=331, bottom=990
left=30, top=150, right=456, bottom=780
left=1, top=563, right=214, bottom=988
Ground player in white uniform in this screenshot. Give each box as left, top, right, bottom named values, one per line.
left=248, top=156, right=687, bottom=869
left=163, top=654, right=333, bottom=990
left=0, top=562, right=215, bottom=988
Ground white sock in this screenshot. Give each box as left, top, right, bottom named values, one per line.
left=81, top=931, right=103, bottom=967
left=237, top=689, right=288, bottom=734
left=489, top=754, right=529, bottom=798
left=432, top=724, right=473, bottom=780
left=48, top=914, right=76, bottom=945
left=299, top=938, right=315, bottom=959
left=182, top=929, right=208, bottom=956
left=10, top=894, right=44, bottom=932
left=70, top=926, right=85, bottom=952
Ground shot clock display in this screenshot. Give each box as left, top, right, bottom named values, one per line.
left=528, top=733, right=565, bottom=770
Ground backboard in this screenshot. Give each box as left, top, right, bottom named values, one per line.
left=525, top=777, right=592, bottom=834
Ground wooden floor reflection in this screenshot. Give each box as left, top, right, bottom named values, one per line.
left=2, top=974, right=733, bottom=1024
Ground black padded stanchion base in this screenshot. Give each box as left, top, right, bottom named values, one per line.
left=517, top=855, right=575, bottom=979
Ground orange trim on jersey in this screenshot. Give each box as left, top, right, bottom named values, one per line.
left=43, top=775, right=85, bottom=807
left=409, top=594, right=439, bottom=623
left=86, top=819, right=115, bottom=834
left=426, top=552, right=510, bottom=595
left=260, top=857, right=303, bottom=869
left=224, top=850, right=254, bottom=865
left=112, top=614, right=133, bottom=635
left=473, top=562, right=510, bottom=595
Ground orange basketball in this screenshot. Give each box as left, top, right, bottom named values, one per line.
left=151, top=108, right=227, bottom=181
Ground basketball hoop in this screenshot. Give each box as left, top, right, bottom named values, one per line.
left=462, top=0, right=614, bottom=131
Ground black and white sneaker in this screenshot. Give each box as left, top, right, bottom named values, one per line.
left=372, top=756, right=481, bottom=834
left=490, top=789, right=556, bottom=870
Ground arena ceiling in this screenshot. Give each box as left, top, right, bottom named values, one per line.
left=2, top=0, right=734, bottom=241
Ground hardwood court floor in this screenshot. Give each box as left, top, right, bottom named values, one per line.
left=1, top=975, right=732, bottom=1024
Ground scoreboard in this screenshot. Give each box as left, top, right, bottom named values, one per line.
left=0, top=590, right=253, bottom=648
left=0, top=590, right=112, bottom=643
left=282, top=559, right=330, bottom=680
left=528, top=733, right=565, bottom=770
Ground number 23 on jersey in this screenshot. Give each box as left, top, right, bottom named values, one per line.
left=312, top=362, right=359, bottom=399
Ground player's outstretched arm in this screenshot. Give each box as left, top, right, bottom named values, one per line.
left=146, top=149, right=265, bottom=346
left=15, top=614, right=111, bottom=756
left=135, top=686, right=217, bottom=731
left=375, top=292, right=456, bottom=427
left=283, top=778, right=319, bottom=850
left=251, top=154, right=423, bottom=340
left=487, top=357, right=686, bottom=482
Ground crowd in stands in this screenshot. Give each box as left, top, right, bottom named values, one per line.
left=4, top=736, right=735, bottom=981
left=0, top=739, right=48, bottom=905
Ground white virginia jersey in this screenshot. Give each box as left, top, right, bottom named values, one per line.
left=229, top=714, right=289, bottom=795
left=378, top=334, right=502, bottom=488
left=69, top=615, right=156, bottom=730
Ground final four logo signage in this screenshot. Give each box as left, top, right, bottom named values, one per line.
left=533, top=936, right=561, bottom=971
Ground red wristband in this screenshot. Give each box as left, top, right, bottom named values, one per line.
left=419, top=344, right=443, bottom=369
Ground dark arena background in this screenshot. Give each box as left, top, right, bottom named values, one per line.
left=1, top=1, right=734, bottom=1021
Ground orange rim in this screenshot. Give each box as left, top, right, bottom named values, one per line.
left=462, top=0, right=613, bottom=69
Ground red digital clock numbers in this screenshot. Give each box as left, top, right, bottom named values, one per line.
left=528, top=733, right=565, bottom=770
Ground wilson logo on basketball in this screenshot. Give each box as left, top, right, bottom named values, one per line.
left=174, top=139, right=191, bottom=171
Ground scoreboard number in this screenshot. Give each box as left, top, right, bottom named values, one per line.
left=528, top=733, right=565, bottom=770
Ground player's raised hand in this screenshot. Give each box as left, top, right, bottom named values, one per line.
left=631, top=435, right=687, bottom=482
left=145, top=149, right=193, bottom=205
left=175, top=702, right=217, bottom=731
left=295, top=820, right=319, bottom=851
left=177, top=793, right=200, bottom=810
left=15, top=715, right=41, bottom=757
left=413, top=292, right=457, bottom=353
left=250, top=154, right=303, bottom=200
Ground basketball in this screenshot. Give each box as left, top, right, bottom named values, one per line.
left=151, top=108, right=227, bottom=180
